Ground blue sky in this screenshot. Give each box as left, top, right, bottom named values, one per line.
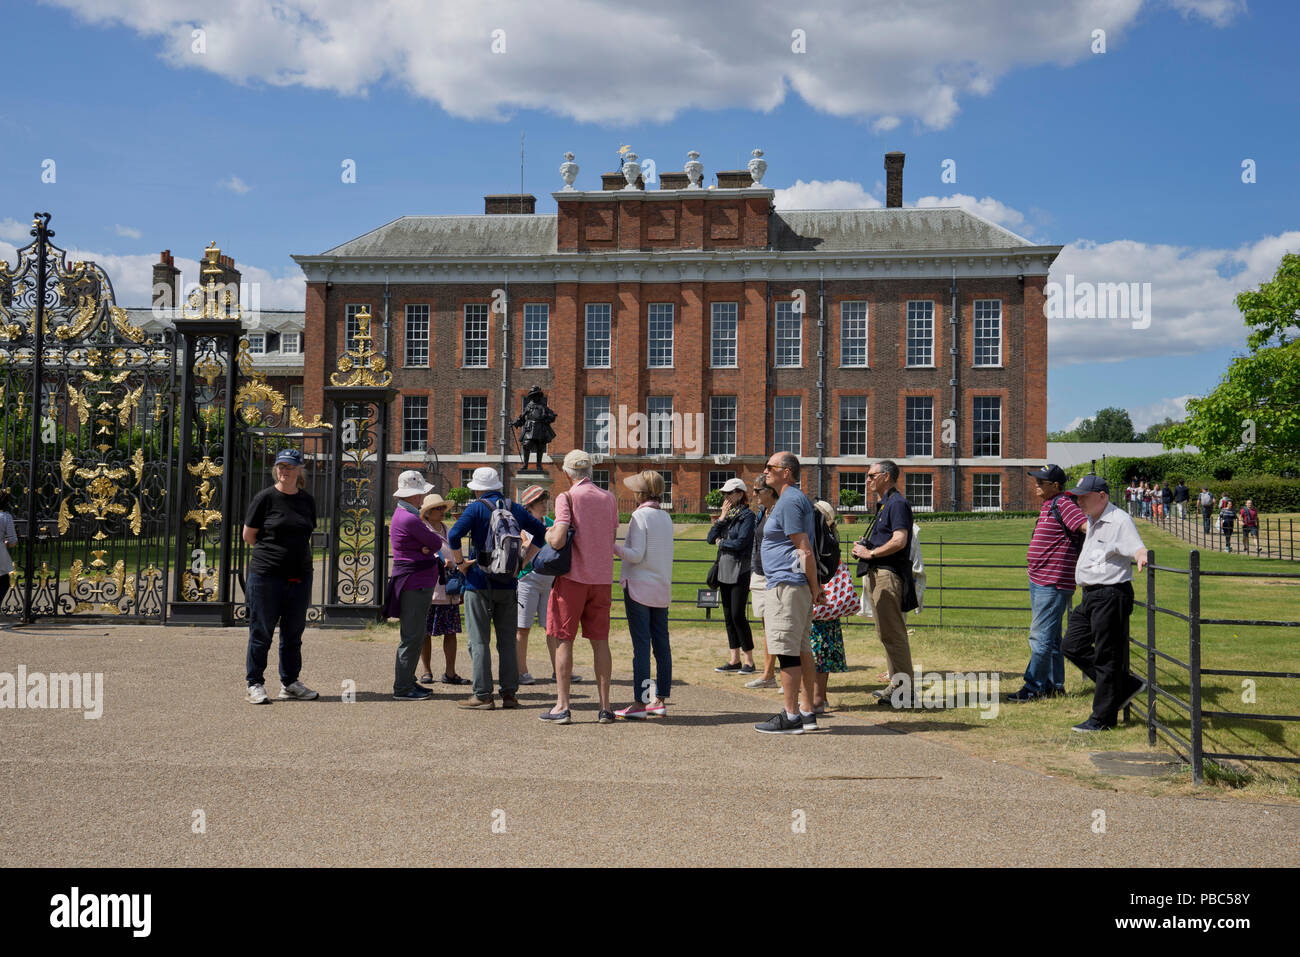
left=1, top=0, right=1296, bottom=432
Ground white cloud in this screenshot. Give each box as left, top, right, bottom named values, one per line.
left=40, top=0, right=1212, bottom=129
left=915, top=192, right=1028, bottom=232
left=0, top=217, right=31, bottom=243
left=218, top=175, right=252, bottom=194
left=1165, top=0, right=1247, bottom=27
left=1047, top=231, right=1300, bottom=366
left=0, top=241, right=303, bottom=311
left=115, top=224, right=142, bottom=239
left=774, top=179, right=882, bottom=210
left=871, top=115, right=900, bottom=134
left=1126, top=394, right=1195, bottom=431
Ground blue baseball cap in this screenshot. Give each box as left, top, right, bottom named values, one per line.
left=274, top=448, right=304, bottom=467
left=1066, top=474, right=1109, bottom=496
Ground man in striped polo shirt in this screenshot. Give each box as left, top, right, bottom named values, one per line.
left=1009, top=464, right=1087, bottom=702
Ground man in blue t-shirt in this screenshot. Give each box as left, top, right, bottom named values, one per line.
left=753, top=451, right=825, bottom=735
left=851, top=460, right=915, bottom=706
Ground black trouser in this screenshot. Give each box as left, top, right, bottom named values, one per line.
left=1202, top=506, right=1212, bottom=533
left=0, top=573, right=9, bottom=610
left=719, top=579, right=753, bottom=651
left=1062, top=581, right=1134, bottom=726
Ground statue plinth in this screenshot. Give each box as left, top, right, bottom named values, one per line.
left=513, top=470, right=554, bottom=504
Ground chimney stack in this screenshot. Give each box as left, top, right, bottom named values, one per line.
left=484, top=194, right=537, bottom=214
left=152, top=250, right=180, bottom=310
left=884, top=152, right=905, bottom=208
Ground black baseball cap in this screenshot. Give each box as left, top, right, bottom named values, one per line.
left=1028, top=464, right=1068, bottom=485
left=1066, top=474, right=1109, bottom=496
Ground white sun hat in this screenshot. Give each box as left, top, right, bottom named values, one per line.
left=394, top=470, right=435, bottom=498
left=466, top=466, right=503, bottom=491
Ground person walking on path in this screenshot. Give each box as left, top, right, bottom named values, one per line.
left=614, top=471, right=675, bottom=720
left=1219, top=499, right=1238, bottom=553
left=1199, top=487, right=1215, bottom=535
left=744, top=477, right=780, bottom=690
left=1009, top=464, right=1087, bottom=702
left=1160, top=482, right=1173, bottom=520
left=541, top=449, right=620, bottom=725
left=1240, top=499, right=1261, bottom=555
left=0, top=490, right=17, bottom=614
left=241, top=448, right=320, bottom=704
left=809, top=501, right=850, bottom=713
left=752, top=451, right=823, bottom=735
left=1173, top=479, right=1189, bottom=521
left=851, top=460, right=916, bottom=708
left=385, top=472, right=444, bottom=701
left=708, top=477, right=756, bottom=675
left=416, top=493, right=466, bottom=687
left=447, top=467, right=549, bottom=710
left=1061, top=475, right=1148, bottom=733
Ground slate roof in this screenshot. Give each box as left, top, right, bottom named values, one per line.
left=313, top=208, right=1042, bottom=258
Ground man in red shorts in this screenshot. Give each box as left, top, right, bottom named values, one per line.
left=541, top=449, right=620, bottom=725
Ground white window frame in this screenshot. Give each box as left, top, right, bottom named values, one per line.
left=775, top=301, right=802, bottom=368
left=585, top=303, right=611, bottom=368
left=279, top=331, right=302, bottom=355
left=972, top=474, right=1003, bottom=512
left=774, top=396, right=802, bottom=455
left=523, top=303, right=549, bottom=368
left=344, top=303, right=366, bottom=345
left=647, top=396, right=674, bottom=454
left=402, top=394, right=429, bottom=453
left=648, top=303, right=674, bottom=368
left=840, top=300, right=869, bottom=367
left=463, top=304, right=489, bottom=368
left=906, top=300, right=935, bottom=367
left=973, top=299, right=1002, bottom=367
left=973, top=396, right=1002, bottom=457
left=906, top=473, right=935, bottom=512
left=462, top=396, right=488, bottom=454
left=709, top=396, right=736, bottom=456
left=404, top=303, right=430, bottom=368
left=246, top=333, right=265, bottom=355
left=584, top=396, right=611, bottom=454
left=711, top=302, right=738, bottom=368
left=839, top=396, right=868, bottom=457
left=905, top=396, right=934, bottom=458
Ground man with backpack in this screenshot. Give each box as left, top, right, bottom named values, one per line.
left=447, top=467, right=550, bottom=710
left=1009, top=465, right=1088, bottom=702
left=850, top=460, right=916, bottom=708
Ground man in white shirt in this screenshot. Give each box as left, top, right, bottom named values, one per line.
left=1060, top=475, right=1149, bottom=733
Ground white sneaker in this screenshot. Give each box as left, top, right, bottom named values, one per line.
left=246, top=683, right=269, bottom=705
left=744, top=676, right=777, bottom=689
left=278, top=680, right=319, bottom=700
left=519, top=672, right=536, bottom=685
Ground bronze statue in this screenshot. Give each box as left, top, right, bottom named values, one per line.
left=513, top=385, right=556, bottom=472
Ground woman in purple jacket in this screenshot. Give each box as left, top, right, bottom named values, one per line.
left=385, top=471, right=445, bottom=700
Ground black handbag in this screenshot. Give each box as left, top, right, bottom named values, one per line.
left=705, top=558, right=721, bottom=591
left=530, top=492, right=575, bottom=577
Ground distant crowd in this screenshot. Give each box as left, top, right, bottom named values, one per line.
left=1123, top=479, right=1261, bottom=554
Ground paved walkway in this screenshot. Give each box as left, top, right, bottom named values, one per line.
left=2, top=624, right=1296, bottom=867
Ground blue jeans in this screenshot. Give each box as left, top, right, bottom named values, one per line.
left=623, top=588, right=671, bottom=702
left=1024, top=581, right=1071, bottom=693
left=245, top=570, right=312, bottom=686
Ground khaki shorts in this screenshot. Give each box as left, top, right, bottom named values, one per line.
left=762, top=581, right=814, bottom=657
left=750, top=572, right=766, bottom=621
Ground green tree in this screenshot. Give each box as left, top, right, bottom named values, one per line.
left=1076, top=407, right=1136, bottom=442
left=1137, top=416, right=1181, bottom=443
left=1164, top=253, right=1300, bottom=469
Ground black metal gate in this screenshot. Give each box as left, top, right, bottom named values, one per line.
left=230, top=425, right=334, bottom=624
left=0, top=214, right=176, bottom=620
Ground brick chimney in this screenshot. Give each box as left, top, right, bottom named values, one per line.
left=484, top=194, right=537, bottom=214
left=152, top=250, right=180, bottom=310
left=885, top=151, right=905, bottom=208
left=602, top=171, right=644, bottom=190
left=715, top=170, right=754, bottom=189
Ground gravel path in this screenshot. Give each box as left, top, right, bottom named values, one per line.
left=2, top=624, right=1295, bottom=867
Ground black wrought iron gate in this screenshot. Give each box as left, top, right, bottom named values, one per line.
left=0, top=214, right=176, bottom=620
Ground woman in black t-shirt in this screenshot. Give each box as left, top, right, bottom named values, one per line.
left=241, top=448, right=320, bottom=704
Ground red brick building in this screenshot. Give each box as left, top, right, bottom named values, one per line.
left=293, top=151, right=1061, bottom=512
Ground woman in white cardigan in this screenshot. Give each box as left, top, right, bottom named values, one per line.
left=613, top=470, right=675, bottom=719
